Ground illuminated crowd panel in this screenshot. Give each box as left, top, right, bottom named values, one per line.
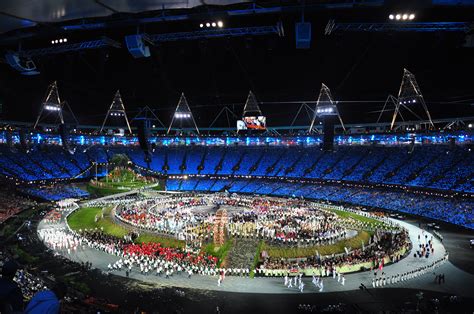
left=0, top=131, right=472, bottom=147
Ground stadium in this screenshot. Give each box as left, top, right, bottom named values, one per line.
left=0, top=1, right=473, bottom=313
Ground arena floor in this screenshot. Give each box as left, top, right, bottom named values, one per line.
left=36, top=198, right=474, bottom=298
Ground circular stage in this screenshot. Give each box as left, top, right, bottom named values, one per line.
left=36, top=192, right=464, bottom=295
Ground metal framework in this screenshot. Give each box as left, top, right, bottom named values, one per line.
left=242, top=91, right=262, bottom=117
left=148, top=23, right=283, bottom=42
left=376, top=95, right=398, bottom=124
left=290, top=102, right=315, bottom=131
left=391, top=69, right=434, bottom=130
left=21, top=37, right=121, bottom=58
left=34, top=81, right=64, bottom=129
left=443, top=118, right=467, bottom=130
left=325, top=20, right=472, bottom=35
left=5, top=115, right=472, bottom=135
left=167, top=93, right=200, bottom=135
left=100, top=90, right=132, bottom=134
left=58, top=1, right=386, bottom=33
left=309, top=83, right=345, bottom=133
left=209, top=106, right=240, bottom=129
left=132, top=106, right=166, bottom=129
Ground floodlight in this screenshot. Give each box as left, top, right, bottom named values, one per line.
left=217, top=21, right=223, bottom=28
left=402, top=14, right=408, bottom=20
left=59, top=39, right=63, bottom=43
left=396, top=14, right=401, bottom=20
left=206, top=23, right=210, bottom=27
left=45, top=105, right=60, bottom=111
left=200, top=23, right=204, bottom=28
left=212, top=22, right=216, bottom=27
left=51, top=40, right=55, bottom=44
left=389, top=14, right=394, bottom=20
left=409, top=14, right=415, bottom=20
left=63, top=38, right=67, bottom=42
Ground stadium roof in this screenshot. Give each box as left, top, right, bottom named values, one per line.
left=0, top=1, right=251, bottom=35
left=1, top=0, right=473, bottom=38
left=0, top=1, right=473, bottom=128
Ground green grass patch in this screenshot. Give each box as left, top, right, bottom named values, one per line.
left=67, top=206, right=128, bottom=238
left=67, top=207, right=102, bottom=230
left=250, top=240, right=264, bottom=278
left=151, top=184, right=164, bottom=191
left=262, top=231, right=371, bottom=259
left=330, top=209, right=381, bottom=225
left=68, top=206, right=185, bottom=247
left=87, top=168, right=157, bottom=196
left=202, top=238, right=233, bottom=266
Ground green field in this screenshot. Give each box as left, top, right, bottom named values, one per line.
left=330, top=209, right=381, bottom=225
left=87, top=168, right=159, bottom=196
left=202, top=238, right=233, bottom=266
left=67, top=206, right=129, bottom=238
left=66, top=203, right=383, bottom=264
left=261, top=230, right=371, bottom=259
left=67, top=206, right=184, bottom=248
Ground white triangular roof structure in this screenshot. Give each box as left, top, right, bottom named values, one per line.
left=100, top=90, right=132, bottom=134
left=391, top=68, right=434, bottom=129
left=167, top=93, right=199, bottom=134
left=242, top=90, right=262, bottom=117
left=309, top=83, right=345, bottom=133
left=34, top=81, right=64, bottom=129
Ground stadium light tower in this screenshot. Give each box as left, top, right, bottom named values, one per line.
left=34, top=81, right=64, bottom=129
left=309, top=83, right=345, bottom=133
left=391, top=68, right=434, bottom=130
left=167, top=93, right=199, bottom=134
left=242, top=91, right=262, bottom=117
left=309, top=84, right=345, bottom=151
left=100, top=90, right=132, bottom=134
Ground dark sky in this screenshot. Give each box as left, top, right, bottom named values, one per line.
left=0, top=6, right=473, bottom=128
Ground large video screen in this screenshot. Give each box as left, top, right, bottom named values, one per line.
left=237, top=116, right=266, bottom=130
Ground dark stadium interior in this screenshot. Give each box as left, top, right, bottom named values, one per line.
left=0, top=5, right=474, bottom=125
left=0, top=1, right=473, bottom=313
